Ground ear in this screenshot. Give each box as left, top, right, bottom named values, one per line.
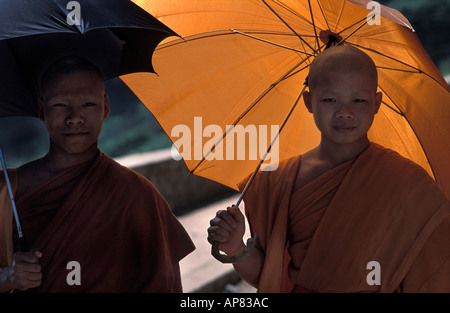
left=103, top=94, right=110, bottom=119
left=38, top=98, right=45, bottom=122
left=374, top=91, right=382, bottom=114
left=303, top=90, right=313, bottom=113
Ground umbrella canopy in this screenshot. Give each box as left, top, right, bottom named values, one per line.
left=0, top=0, right=177, bottom=117
left=125, top=0, right=450, bottom=198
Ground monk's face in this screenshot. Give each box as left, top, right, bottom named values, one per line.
left=304, top=68, right=382, bottom=146
left=38, top=71, right=109, bottom=156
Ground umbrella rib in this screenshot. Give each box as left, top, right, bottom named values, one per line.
left=377, top=84, right=404, bottom=116
left=376, top=66, right=421, bottom=74
left=272, top=1, right=311, bottom=22
left=231, top=29, right=315, bottom=56
left=335, top=16, right=369, bottom=42
left=334, top=17, right=445, bottom=90
left=376, top=89, right=437, bottom=182
left=225, top=57, right=312, bottom=125
left=272, top=0, right=325, bottom=43
left=348, top=43, right=419, bottom=70
left=308, top=0, right=322, bottom=53
left=348, top=43, right=450, bottom=90
left=235, top=30, right=317, bottom=38
left=334, top=18, right=447, bottom=90
left=282, top=63, right=312, bottom=81
left=235, top=84, right=308, bottom=207
left=334, top=0, right=347, bottom=33
left=316, top=0, right=332, bottom=31
left=189, top=58, right=311, bottom=175
left=381, top=100, right=404, bottom=116
left=336, top=16, right=372, bottom=46
left=379, top=96, right=438, bottom=183
left=262, top=0, right=318, bottom=54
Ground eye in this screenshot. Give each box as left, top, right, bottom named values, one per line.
left=354, top=99, right=367, bottom=103
left=52, top=103, right=67, bottom=108
left=84, top=102, right=97, bottom=107
left=322, top=98, right=336, bottom=103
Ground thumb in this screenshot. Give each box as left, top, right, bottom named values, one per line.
left=227, top=205, right=245, bottom=223
left=31, top=249, right=42, bottom=258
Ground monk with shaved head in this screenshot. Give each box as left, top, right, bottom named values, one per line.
left=0, top=56, right=195, bottom=292
left=208, top=46, right=449, bottom=293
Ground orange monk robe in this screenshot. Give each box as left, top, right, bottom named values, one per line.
left=239, top=143, right=449, bottom=293
left=1, top=151, right=195, bottom=292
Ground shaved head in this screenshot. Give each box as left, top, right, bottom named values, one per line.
left=39, top=56, right=104, bottom=99
left=308, top=46, right=378, bottom=93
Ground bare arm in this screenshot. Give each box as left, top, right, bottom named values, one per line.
left=229, top=241, right=264, bottom=288
left=207, top=206, right=264, bottom=288
left=0, top=250, right=43, bottom=293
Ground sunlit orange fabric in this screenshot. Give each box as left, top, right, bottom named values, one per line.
left=239, top=143, right=449, bottom=292
left=127, top=0, right=450, bottom=199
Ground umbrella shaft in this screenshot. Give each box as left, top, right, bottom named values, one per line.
left=234, top=132, right=280, bottom=208
left=235, top=84, right=307, bottom=208
left=0, top=146, right=24, bottom=238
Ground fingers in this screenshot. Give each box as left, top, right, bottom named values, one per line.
left=13, top=251, right=42, bottom=275
left=13, top=260, right=41, bottom=274
left=15, top=251, right=41, bottom=264
left=11, top=251, right=43, bottom=291
left=31, top=249, right=43, bottom=259
left=207, top=206, right=245, bottom=245
left=207, top=228, right=227, bottom=244
left=14, top=266, right=42, bottom=284
left=215, top=208, right=238, bottom=229
left=227, top=205, right=245, bottom=223
left=13, top=269, right=42, bottom=291
left=208, top=208, right=237, bottom=240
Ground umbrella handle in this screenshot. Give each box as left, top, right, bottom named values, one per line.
left=211, top=234, right=257, bottom=263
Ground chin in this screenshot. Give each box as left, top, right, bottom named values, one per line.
left=337, top=136, right=369, bottom=146
left=325, top=133, right=368, bottom=146
left=61, top=143, right=98, bottom=155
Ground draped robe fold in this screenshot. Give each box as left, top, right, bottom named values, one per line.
left=239, top=143, right=449, bottom=292
left=1, top=151, right=195, bottom=292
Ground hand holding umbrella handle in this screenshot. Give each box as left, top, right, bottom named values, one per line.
left=211, top=198, right=257, bottom=263
left=211, top=234, right=257, bottom=263
left=211, top=85, right=306, bottom=264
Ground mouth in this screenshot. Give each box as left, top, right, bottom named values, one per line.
left=333, top=126, right=356, bottom=133
left=64, top=132, right=89, bottom=137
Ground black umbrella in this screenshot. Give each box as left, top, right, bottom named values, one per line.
left=0, top=0, right=177, bottom=117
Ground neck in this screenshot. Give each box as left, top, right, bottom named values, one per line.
left=317, top=136, right=370, bottom=166
left=41, top=142, right=99, bottom=174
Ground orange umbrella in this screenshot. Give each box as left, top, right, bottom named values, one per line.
left=125, top=0, right=449, bottom=197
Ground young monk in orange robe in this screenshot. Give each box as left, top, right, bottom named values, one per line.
left=207, top=46, right=449, bottom=293
left=0, top=56, right=195, bottom=292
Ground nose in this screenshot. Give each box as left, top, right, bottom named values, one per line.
left=335, top=102, right=354, bottom=119
left=65, top=108, right=85, bottom=125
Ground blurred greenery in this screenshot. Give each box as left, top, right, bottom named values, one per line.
left=380, top=0, right=450, bottom=76
left=98, top=78, right=173, bottom=157
left=0, top=0, right=448, bottom=168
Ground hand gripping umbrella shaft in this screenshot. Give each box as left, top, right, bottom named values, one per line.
left=211, top=85, right=307, bottom=263
left=0, top=146, right=29, bottom=252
